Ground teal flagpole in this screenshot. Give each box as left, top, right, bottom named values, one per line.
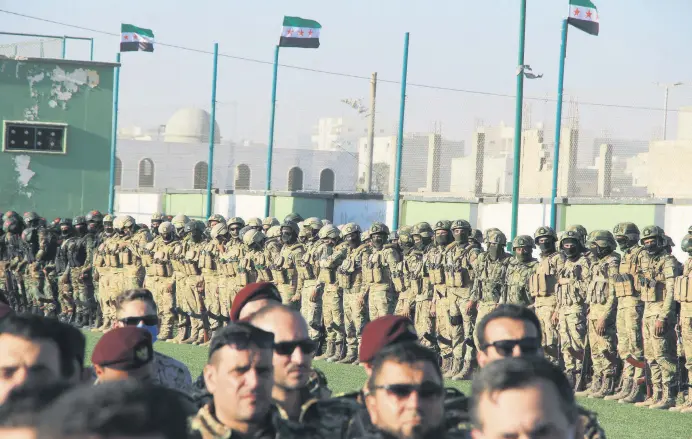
left=550, top=20, right=569, bottom=230
left=107, top=53, right=121, bottom=215
left=265, top=45, right=280, bottom=217
left=205, top=43, right=219, bottom=218
left=391, top=32, right=410, bottom=231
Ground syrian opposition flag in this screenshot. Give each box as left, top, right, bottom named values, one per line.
left=120, top=24, right=155, bottom=52
left=279, top=16, right=321, bottom=48
left=568, top=0, right=599, bottom=36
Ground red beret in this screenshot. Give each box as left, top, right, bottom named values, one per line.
left=359, top=315, right=418, bottom=363
left=91, top=327, right=153, bottom=370
left=230, top=282, right=282, bottom=322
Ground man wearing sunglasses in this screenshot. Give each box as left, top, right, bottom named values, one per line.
left=248, top=304, right=323, bottom=421
left=112, top=289, right=192, bottom=394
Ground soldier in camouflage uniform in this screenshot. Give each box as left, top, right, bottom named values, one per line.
left=85, top=211, right=104, bottom=329
left=150, top=212, right=166, bottom=237
left=32, top=223, right=59, bottom=317
left=555, top=230, right=591, bottom=390
left=314, top=224, right=347, bottom=362
left=95, top=214, right=117, bottom=330
left=528, top=226, right=564, bottom=367
left=633, top=225, right=679, bottom=410
left=297, top=217, right=324, bottom=345
left=219, top=217, right=246, bottom=316
left=577, top=230, right=620, bottom=399
left=264, top=226, right=282, bottom=268
left=502, top=235, right=537, bottom=307
left=179, top=221, right=206, bottom=344
left=262, top=216, right=280, bottom=233
left=427, top=220, right=454, bottom=374
left=20, top=226, right=43, bottom=316
left=4, top=214, right=26, bottom=311
left=190, top=221, right=223, bottom=341
left=393, top=226, right=413, bottom=318
left=443, top=220, right=479, bottom=380
left=605, top=222, right=646, bottom=403
left=116, top=215, right=148, bottom=291
left=336, top=223, right=369, bottom=363
left=239, top=228, right=270, bottom=284
left=470, top=229, right=510, bottom=352
left=409, top=223, right=435, bottom=350
left=272, top=220, right=303, bottom=310
left=362, top=222, right=403, bottom=322
left=55, top=218, right=76, bottom=323
left=73, top=216, right=97, bottom=327
left=144, top=221, right=178, bottom=341
left=673, top=234, right=692, bottom=413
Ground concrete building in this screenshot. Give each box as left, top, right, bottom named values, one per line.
left=311, top=117, right=365, bottom=153
left=646, top=107, right=692, bottom=198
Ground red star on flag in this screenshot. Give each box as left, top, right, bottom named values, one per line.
left=133, top=34, right=139, bottom=40
left=308, top=29, right=313, bottom=36
left=286, top=28, right=294, bottom=36
left=573, top=8, right=580, bottom=16
left=298, top=29, right=304, bottom=36
left=123, top=35, right=129, bottom=40
left=585, top=10, right=592, bottom=19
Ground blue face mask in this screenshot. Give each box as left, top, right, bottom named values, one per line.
left=137, top=321, right=159, bottom=343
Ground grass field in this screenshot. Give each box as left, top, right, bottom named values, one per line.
left=82, top=332, right=691, bottom=439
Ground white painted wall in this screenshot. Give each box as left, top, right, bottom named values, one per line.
left=333, top=198, right=389, bottom=230
left=213, top=195, right=235, bottom=219
left=664, top=204, right=692, bottom=262
left=235, top=194, right=266, bottom=219
left=116, top=193, right=162, bottom=224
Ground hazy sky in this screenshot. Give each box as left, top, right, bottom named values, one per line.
left=2, top=0, right=691, bottom=147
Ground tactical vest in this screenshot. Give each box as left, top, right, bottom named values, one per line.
left=219, top=241, right=243, bottom=278
left=673, top=258, right=692, bottom=303
left=586, top=255, right=617, bottom=305
left=182, top=240, right=202, bottom=276
left=272, top=244, right=301, bottom=285
left=475, top=254, right=509, bottom=303
left=505, top=259, right=537, bottom=305
left=198, top=242, right=219, bottom=272
left=363, top=249, right=391, bottom=286
left=317, top=244, right=338, bottom=285
left=529, top=253, right=561, bottom=298
left=245, top=250, right=271, bottom=284
left=443, top=244, right=473, bottom=289
left=426, top=247, right=446, bottom=286
left=615, top=246, right=644, bottom=298
left=556, top=257, right=588, bottom=307
left=151, top=240, right=174, bottom=277
left=637, top=253, right=670, bottom=303
left=337, top=244, right=368, bottom=289
left=297, top=242, right=318, bottom=282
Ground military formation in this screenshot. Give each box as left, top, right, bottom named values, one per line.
left=1, top=209, right=691, bottom=413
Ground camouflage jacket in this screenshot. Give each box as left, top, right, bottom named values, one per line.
left=470, top=252, right=510, bottom=303
left=338, top=243, right=371, bottom=291
left=443, top=242, right=481, bottom=297
left=315, top=241, right=348, bottom=286
left=586, top=253, right=620, bottom=318
left=634, top=250, right=679, bottom=320
left=501, top=257, right=537, bottom=306
left=556, top=255, right=591, bottom=308
left=402, top=248, right=429, bottom=301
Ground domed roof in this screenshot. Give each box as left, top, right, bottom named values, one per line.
left=164, top=108, right=221, bottom=144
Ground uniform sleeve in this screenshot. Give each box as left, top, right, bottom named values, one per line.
left=604, top=255, right=620, bottom=318
left=660, top=255, right=679, bottom=321
left=470, top=254, right=483, bottom=301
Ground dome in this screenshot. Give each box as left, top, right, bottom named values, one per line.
left=164, top=108, right=221, bottom=144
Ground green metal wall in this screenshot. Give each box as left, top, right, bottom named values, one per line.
left=0, top=59, right=114, bottom=218
left=272, top=196, right=329, bottom=221
left=561, top=204, right=660, bottom=232
left=401, top=200, right=473, bottom=226
left=164, top=194, right=206, bottom=220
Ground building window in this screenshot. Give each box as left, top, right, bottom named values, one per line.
left=193, top=161, right=208, bottom=189
left=235, top=164, right=251, bottom=190
left=3, top=121, right=67, bottom=153
left=138, top=158, right=155, bottom=188
left=115, top=158, right=122, bottom=187
left=288, top=167, right=303, bottom=191
left=319, top=168, right=335, bottom=191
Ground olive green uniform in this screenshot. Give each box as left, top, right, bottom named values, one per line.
left=529, top=251, right=565, bottom=365
left=470, top=252, right=510, bottom=350
left=338, top=242, right=370, bottom=358
left=556, top=254, right=591, bottom=379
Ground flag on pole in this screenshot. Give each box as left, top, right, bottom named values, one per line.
left=568, top=0, right=599, bottom=36
left=279, top=16, right=321, bottom=48
left=120, top=24, right=155, bottom=52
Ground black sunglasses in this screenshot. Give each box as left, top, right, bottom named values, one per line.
left=481, top=337, right=541, bottom=357
left=229, top=226, right=241, bottom=232
left=373, top=382, right=444, bottom=399
left=274, top=339, right=318, bottom=356
left=119, top=315, right=159, bottom=326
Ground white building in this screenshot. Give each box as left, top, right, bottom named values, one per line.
left=311, top=117, right=365, bottom=153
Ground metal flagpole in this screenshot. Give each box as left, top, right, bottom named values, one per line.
left=107, top=52, right=121, bottom=214
left=509, top=0, right=527, bottom=247
left=391, top=33, right=410, bottom=230
left=205, top=43, right=219, bottom=218
left=550, top=20, right=569, bottom=230
left=264, top=45, right=280, bottom=217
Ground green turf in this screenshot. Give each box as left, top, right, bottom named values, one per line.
left=83, top=332, right=691, bottom=439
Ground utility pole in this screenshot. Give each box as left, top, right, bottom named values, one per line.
left=655, top=82, right=683, bottom=140
left=364, top=72, right=377, bottom=192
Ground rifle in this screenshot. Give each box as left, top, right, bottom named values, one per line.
left=676, top=320, right=689, bottom=393
left=625, top=354, right=652, bottom=397
left=575, top=338, right=592, bottom=392
left=196, top=281, right=211, bottom=343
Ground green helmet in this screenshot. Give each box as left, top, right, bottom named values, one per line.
left=512, top=235, right=535, bottom=249
left=451, top=219, right=471, bottom=231
left=485, top=229, right=507, bottom=246
left=303, top=217, right=323, bottom=231
left=103, top=214, right=115, bottom=225
left=207, top=214, right=226, bottom=226
left=158, top=221, right=175, bottom=237
left=681, top=234, right=692, bottom=253
left=362, top=230, right=371, bottom=241
left=433, top=220, right=452, bottom=232
left=262, top=217, right=280, bottom=228
left=411, top=222, right=433, bottom=238
left=246, top=217, right=262, bottom=228
left=559, top=230, right=582, bottom=248
left=151, top=212, right=166, bottom=222
left=120, top=215, right=136, bottom=229
left=342, top=223, right=361, bottom=237
left=319, top=224, right=341, bottom=240
left=469, top=229, right=483, bottom=244
left=72, top=216, right=87, bottom=226
left=280, top=220, right=300, bottom=236
left=370, top=222, right=390, bottom=236
left=284, top=213, right=304, bottom=224
left=613, top=222, right=640, bottom=242
left=243, top=229, right=265, bottom=247
left=534, top=226, right=558, bottom=241
left=640, top=225, right=665, bottom=243
left=210, top=223, right=229, bottom=240
left=227, top=216, right=245, bottom=227
left=171, top=214, right=190, bottom=230
left=567, top=225, right=587, bottom=245
left=266, top=225, right=281, bottom=240
left=590, top=230, right=617, bottom=251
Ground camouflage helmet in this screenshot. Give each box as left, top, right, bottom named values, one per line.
left=566, top=225, right=587, bottom=245
left=171, top=214, right=190, bottom=230
left=21, top=227, right=36, bottom=244
left=370, top=222, right=390, bottom=236
left=451, top=219, right=472, bottom=231
left=322, top=219, right=332, bottom=226
left=398, top=226, right=412, bottom=244
left=284, top=213, right=304, bottom=224
left=280, top=220, right=300, bottom=236
left=319, top=224, right=341, bottom=240
left=613, top=222, right=640, bottom=242
left=265, top=225, right=281, bottom=240
left=86, top=210, right=104, bottom=223
left=23, top=211, right=39, bottom=225
left=411, top=222, right=433, bottom=238
left=72, top=216, right=87, bottom=226
left=362, top=230, right=371, bottom=241
left=433, top=220, right=452, bottom=232
left=299, top=227, right=312, bottom=239
left=469, top=229, right=484, bottom=244
left=243, top=228, right=266, bottom=247
left=485, top=229, right=507, bottom=246
left=120, top=215, right=136, bottom=229
left=512, top=235, right=535, bottom=249
left=681, top=234, right=692, bottom=253
left=559, top=230, right=582, bottom=247
left=227, top=216, right=245, bottom=227
left=103, top=214, right=115, bottom=225
left=207, top=214, right=226, bottom=225
left=210, top=222, right=229, bottom=240
left=534, top=226, right=558, bottom=241
left=262, top=217, right=280, bottom=228
left=341, top=223, right=361, bottom=237
left=590, top=230, right=617, bottom=251
left=303, top=217, right=323, bottom=231
left=640, top=225, right=665, bottom=244
left=246, top=217, right=262, bottom=228
left=158, top=221, right=175, bottom=236
left=151, top=212, right=166, bottom=222
left=112, top=217, right=123, bottom=230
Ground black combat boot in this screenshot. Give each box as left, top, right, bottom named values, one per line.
left=328, top=341, right=345, bottom=362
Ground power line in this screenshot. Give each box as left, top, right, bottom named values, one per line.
left=0, top=8, right=679, bottom=113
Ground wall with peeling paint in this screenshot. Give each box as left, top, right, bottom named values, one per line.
left=0, top=57, right=116, bottom=218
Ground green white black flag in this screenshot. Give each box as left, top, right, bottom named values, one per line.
left=568, top=0, right=599, bottom=36
left=120, top=24, right=155, bottom=52
left=279, top=16, right=321, bottom=48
